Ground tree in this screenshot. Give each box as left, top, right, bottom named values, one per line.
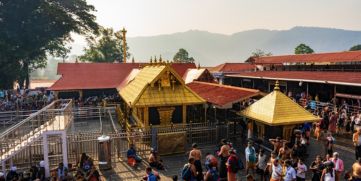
left=0, top=0, right=99, bottom=89
left=251, top=49, right=272, bottom=57
left=350, top=44, right=361, bottom=51
left=294, top=43, right=314, bottom=54
left=79, top=28, right=130, bottom=62
left=55, top=46, right=72, bottom=63
left=173, top=48, right=195, bottom=63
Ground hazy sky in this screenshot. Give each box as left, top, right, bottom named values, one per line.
left=87, top=0, right=361, bottom=37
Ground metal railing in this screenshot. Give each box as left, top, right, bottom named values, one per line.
left=0, top=110, right=38, bottom=128
left=0, top=99, right=73, bottom=163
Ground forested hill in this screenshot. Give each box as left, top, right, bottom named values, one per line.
left=126, top=26, right=361, bottom=66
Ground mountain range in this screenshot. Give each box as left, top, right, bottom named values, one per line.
left=126, top=26, right=361, bottom=66
left=32, top=26, right=361, bottom=79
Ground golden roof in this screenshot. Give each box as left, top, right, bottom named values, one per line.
left=240, top=81, right=320, bottom=126
left=119, top=63, right=205, bottom=107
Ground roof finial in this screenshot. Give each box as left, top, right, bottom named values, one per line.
left=154, top=55, right=157, bottom=63
left=150, top=56, right=153, bottom=64
left=274, top=80, right=280, bottom=91
left=132, top=57, right=135, bottom=63
left=159, top=55, right=162, bottom=63
left=197, top=62, right=201, bottom=69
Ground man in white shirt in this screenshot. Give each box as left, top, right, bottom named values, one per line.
left=283, top=160, right=296, bottom=181
left=271, top=158, right=282, bottom=181
left=245, top=141, right=256, bottom=175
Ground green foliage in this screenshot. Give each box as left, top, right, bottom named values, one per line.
left=0, top=0, right=99, bottom=89
left=79, top=28, right=130, bottom=62
left=294, top=43, right=314, bottom=54
left=173, top=48, right=195, bottom=63
left=350, top=44, right=361, bottom=51
left=251, top=49, right=272, bottom=57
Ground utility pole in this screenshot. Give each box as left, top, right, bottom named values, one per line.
left=121, top=27, right=127, bottom=63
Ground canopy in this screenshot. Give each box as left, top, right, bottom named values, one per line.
left=240, top=81, right=320, bottom=126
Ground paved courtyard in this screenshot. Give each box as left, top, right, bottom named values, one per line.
left=96, top=133, right=355, bottom=181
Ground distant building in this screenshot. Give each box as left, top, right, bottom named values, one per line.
left=225, top=51, right=361, bottom=107
left=209, top=63, right=256, bottom=84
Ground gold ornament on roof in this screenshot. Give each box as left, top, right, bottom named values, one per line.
left=274, top=80, right=280, bottom=91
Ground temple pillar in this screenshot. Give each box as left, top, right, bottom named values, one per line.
left=182, top=105, right=187, bottom=124
left=54, top=91, right=59, bottom=99
left=144, top=107, right=149, bottom=127
left=79, top=90, right=83, bottom=101
left=247, top=120, right=253, bottom=139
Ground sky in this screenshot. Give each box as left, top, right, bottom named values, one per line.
left=86, top=0, right=361, bottom=37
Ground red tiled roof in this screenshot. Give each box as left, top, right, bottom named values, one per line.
left=227, top=71, right=361, bottom=86
left=209, top=63, right=256, bottom=73
left=171, top=63, right=196, bottom=76
left=49, top=63, right=195, bottom=91
left=187, top=81, right=259, bottom=108
left=252, top=51, right=361, bottom=64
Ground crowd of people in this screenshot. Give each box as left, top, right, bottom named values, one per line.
left=0, top=89, right=54, bottom=112
left=73, top=94, right=121, bottom=107
left=137, top=130, right=359, bottom=181
left=0, top=153, right=100, bottom=181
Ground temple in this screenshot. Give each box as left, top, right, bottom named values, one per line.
left=118, top=61, right=206, bottom=128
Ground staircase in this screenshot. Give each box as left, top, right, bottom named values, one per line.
left=0, top=99, right=73, bottom=166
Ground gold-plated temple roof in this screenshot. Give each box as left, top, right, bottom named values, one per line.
left=240, top=82, right=320, bottom=126
left=119, top=64, right=205, bottom=107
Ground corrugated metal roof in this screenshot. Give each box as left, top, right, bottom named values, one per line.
left=209, top=63, right=256, bottom=73
left=253, top=51, right=361, bottom=64
left=48, top=63, right=196, bottom=91
left=227, top=71, right=361, bottom=86
left=187, top=81, right=259, bottom=109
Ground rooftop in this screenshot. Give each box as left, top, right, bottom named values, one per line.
left=227, top=71, right=361, bottom=86
left=119, top=63, right=205, bottom=107
left=240, top=81, right=320, bottom=125
left=48, top=63, right=196, bottom=91
left=187, top=81, right=259, bottom=109
left=209, top=63, right=256, bottom=73
left=249, top=51, right=361, bottom=64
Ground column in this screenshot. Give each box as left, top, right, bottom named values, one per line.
left=43, top=134, right=50, bottom=178
left=61, top=131, right=68, bottom=168
left=144, top=107, right=149, bottom=127
left=247, top=120, right=253, bottom=139
left=182, top=105, right=187, bottom=124
left=79, top=90, right=82, bottom=100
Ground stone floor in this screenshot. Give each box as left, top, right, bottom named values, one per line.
left=96, top=133, right=355, bottom=181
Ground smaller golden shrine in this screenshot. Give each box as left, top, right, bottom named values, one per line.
left=118, top=60, right=206, bottom=128
left=240, top=80, right=320, bottom=140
